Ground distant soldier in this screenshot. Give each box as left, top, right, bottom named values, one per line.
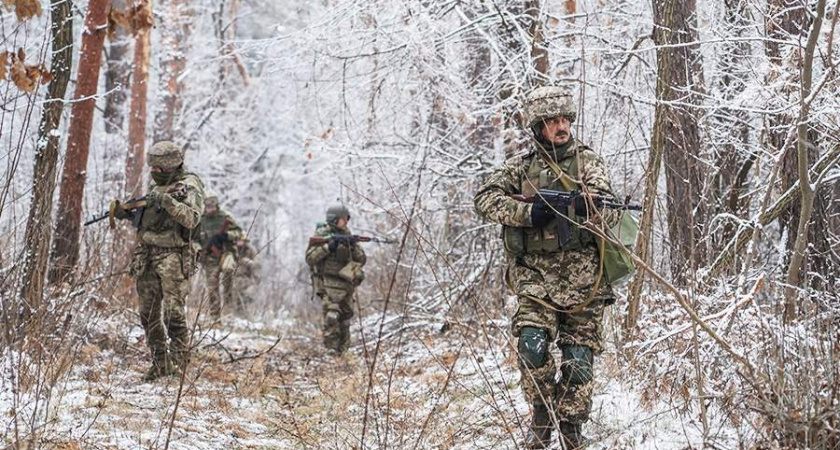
left=115, top=141, right=205, bottom=381
left=305, top=205, right=366, bottom=355
left=233, top=237, right=261, bottom=308
left=199, top=194, right=244, bottom=319
left=474, top=87, right=619, bottom=448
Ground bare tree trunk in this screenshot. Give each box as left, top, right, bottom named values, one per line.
left=766, top=0, right=838, bottom=295
left=652, top=0, right=706, bottom=283
left=49, top=0, right=112, bottom=284
left=784, top=0, right=828, bottom=320
left=464, top=3, right=493, bottom=152
left=18, top=0, right=74, bottom=314
left=104, top=0, right=132, bottom=135
left=716, top=0, right=754, bottom=246
left=524, top=0, right=548, bottom=84
left=154, top=0, right=191, bottom=142
left=125, top=0, right=153, bottom=198
left=624, top=140, right=662, bottom=332
left=497, top=0, right=549, bottom=158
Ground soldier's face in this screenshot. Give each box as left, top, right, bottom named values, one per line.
left=540, top=116, right=572, bottom=145
left=206, top=204, right=217, bottom=214
left=336, top=216, right=349, bottom=230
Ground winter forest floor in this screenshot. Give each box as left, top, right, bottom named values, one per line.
left=2, top=297, right=741, bottom=450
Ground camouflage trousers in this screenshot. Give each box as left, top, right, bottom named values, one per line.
left=135, top=250, right=191, bottom=366
left=513, top=296, right=605, bottom=424
left=204, top=260, right=235, bottom=318
left=317, top=286, right=355, bottom=352
left=507, top=247, right=611, bottom=424
left=233, top=273, right=257, bottom=308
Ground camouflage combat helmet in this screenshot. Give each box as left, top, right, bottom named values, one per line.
left=326, top=205, right=351, bottom=225
left=205, top=193, right=219, bottom=208
left=523, top=86, right=576, bottom=131
left=147, top=141, right=184, bottom=169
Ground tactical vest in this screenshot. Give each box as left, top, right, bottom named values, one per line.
left=138, top=173, right=201, bottom=248
left=200, top=212, right=230, bottom=249
left=504, top=150, right=595, bottom=256
left=320, top=235, right=352, bottom=277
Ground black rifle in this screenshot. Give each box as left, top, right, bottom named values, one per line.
left=308, top=235, right=397, bottom=246
left=511, top=189, right=641, bottom=246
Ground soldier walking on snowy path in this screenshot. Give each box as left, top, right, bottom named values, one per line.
left=474, top=87, right=621, bottom=449
left=114, top=142, right=205, bottom=381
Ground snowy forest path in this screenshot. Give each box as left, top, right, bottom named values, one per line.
left=0, top=314, right=722, bottom=449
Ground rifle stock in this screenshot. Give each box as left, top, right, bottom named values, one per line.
left=84, top=196, right=147, bottom=228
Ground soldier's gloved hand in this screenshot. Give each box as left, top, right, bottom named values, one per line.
left=572, top=195, right=590, bottom=218
left=111, top=200, right=130, bottom=220
left=328, top=238, right=340, bottom=253
left=208, top=232, right=228, bottom=250
left=145, top=190, right=161, bottom=208
left=530, top=202, right=553, bottom=228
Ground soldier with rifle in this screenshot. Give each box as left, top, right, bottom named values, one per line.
left=199, top=194, right=245, bottom=320
left=474, top=87, right=639, bottom=448
left=305, top=205, right=393, bottom=355
left=90, top=141, right=205, bottom=381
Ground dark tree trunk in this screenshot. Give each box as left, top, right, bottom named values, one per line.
left=49, top=0, right=113, bottom=284
left=18, top=0, right=74, bottom=319
left=652, top=0, right=706, bottom=282
left=765, top=0, right=836, bottom=287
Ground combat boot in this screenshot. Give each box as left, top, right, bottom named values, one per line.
left=142, top=358, right=178, bottom=382
left=559, top=421, right=585, bottom=449
left=525, top=404, right=552, bottom=449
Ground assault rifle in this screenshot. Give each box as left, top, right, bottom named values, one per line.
left=84, top=197, right=148, bottom=229
left=511, top=189, right=641, bottom=246
left=85, top=184, right=189, bottom=229
left=308, top=235, right=397, bottom=246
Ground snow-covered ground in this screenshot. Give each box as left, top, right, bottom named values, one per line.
left=1, top=311, right=739, bottom=449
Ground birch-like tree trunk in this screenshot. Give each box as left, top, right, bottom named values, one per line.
left=18, top=0, right=74, bottom=315
left=104, top=0, right=132, bottom=135
left=49, top=0, right=112, bottom=283
left=154, top=0, right=191, bottom=142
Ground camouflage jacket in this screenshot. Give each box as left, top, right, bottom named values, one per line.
left=200, top=209, right=244, bottom=260
left=474, top=138, right=616, bottom=306
left=305, top=224, right=367, bottom=292
left=136, top=171, right=205, bottom=248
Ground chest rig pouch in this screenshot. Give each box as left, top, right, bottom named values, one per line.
left=503, top=153, right=594, bottom=256
left=139, top=184, right=192, bottom=247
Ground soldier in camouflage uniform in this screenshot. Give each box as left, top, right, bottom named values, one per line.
left=305, top=206, right=366, bottom=355
left=199, top=195, right=244, bottom=319
left=233, top=237, right=261, bottom=308
left=117, top=141, right=205, bottom=381
left=474, top=87, right=618, bottom=448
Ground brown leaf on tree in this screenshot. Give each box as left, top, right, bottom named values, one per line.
left=36, top=64, right=52, bottom=85
left=17, top=48, right=25, bottom=61
left=10, top=55, right=36, bottom=93
left=107, top=7, right=131, bottom=38
left=13, top=0, right=43, bottom=21
left=9, top=51, right=49, bottom=92
left=0, top=52, right=8, bottom=81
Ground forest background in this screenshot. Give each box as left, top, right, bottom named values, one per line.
left=1, top=0, right=839, bottom=448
